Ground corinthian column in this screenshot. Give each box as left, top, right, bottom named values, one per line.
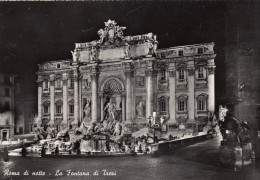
left=100, top=94, right=104, bottom=121
left=62, top=73, right=68, bottom=128
left=122, top=95, right=125, bottom=121
left=37, top=79, right=43, bottom=124
left=91, top=73, right=98, bottom=122
left=145, top=69, right=154, bottom=119
left=72, top=73, right=79, bottom=126
left=49, top=74, right=55, bottom=126
left=208, top=62, right=215, bottom=112
left=168, top=70, right=176, bottom=124
left=125, top=71, right=133, bottom=122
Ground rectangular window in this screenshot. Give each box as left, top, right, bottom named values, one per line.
left=44, top=80, right=49, bottom=90
left=198, top=48, right=203, bottom=54
left=178, top=100, right=186, bottom=112
left=198, top=67, right=204, bottom=79
left=55, top=79, right=62, bottom=89
left=179, top=69, right=185, bottom=82
left=5, top=88, right=10, bottom=97
left=43, top=105, right=49, bottom=114
left=161, top=70, right=166, bottom=81
left=178, top=50, right=183, bottom=56
left=57, top=64, right=60, bottom=68
left=160, top=101, right=166, bottom=111
left=56, top=105, right=62, bottom=114
left=69, top=105, right=74, bottom=114
left=70, top=79, right=74, bottom=89
left=198, top=100, right=206, bottom=111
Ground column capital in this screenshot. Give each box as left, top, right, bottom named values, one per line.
left=62, top=73, right=69, bottom=80
left=49, top=74, right=55, bottom=81
left=208, top=67, right=215, bottom=75
left=145, top=69, right=157, bottom=76
left=37, top=75, right=43, bottom=83
left=187, top=69, right=195, bottom=76
left=37, top=81, right=43, bottom=87
left=73, top=73, right=79, bottom=79
left=168, top=70, right=176, bottom=77
left=90, top=73, right=98, bottom=80
left=125, top=70, right=134, bottom=78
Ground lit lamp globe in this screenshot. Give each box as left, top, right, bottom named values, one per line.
left=152, top=110, right=157, bottom=124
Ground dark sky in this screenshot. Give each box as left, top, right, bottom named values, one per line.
left=0, top=2, right=226, bottom=94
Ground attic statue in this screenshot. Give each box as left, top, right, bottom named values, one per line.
left=71, top=50, right=79, bottom=62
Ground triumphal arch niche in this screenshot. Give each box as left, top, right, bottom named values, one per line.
left=77, top=19, right=158, bottom=126
left=37, top=19, right=216, bottom=132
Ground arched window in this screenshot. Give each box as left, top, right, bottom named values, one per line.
left=197, top=94, right=208, bottom=112
left=161, top=70, right=166, bottom=81
left=43, top=105, right=49, bottom=114
left=55, top=100, right=62, bottom=114
left=68, top=99, right=74, bottom=114
left=198, top=67, right=204, bottom=79
left=42, top=100, right=50, bottom=114
left=177, top=95, right=188, bottom=112
left=158, top=96, right=169, bottom=114
left=103, top=79, right=123, bottom=93
left=55, top=78, right=62, bottom=89
left=177, top=69, right=186, bottom=83
left=160, top=101, right=166, bottom=111
left=70, top=78, right=74, bottom=89
left=43, top=80, right=49, bottom=90
left=195, top=63, right=207, bottom=81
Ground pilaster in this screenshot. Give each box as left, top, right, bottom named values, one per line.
left=91, top=68, right=99, bottom=122
left=125, top=70, right=134, bottom=123
left=62, top=73, right=68, bottom=128
left=72, top=71, right=79, bottom=126
left=100, top=94, right=104, bottom=121
left=145, top=67, right=155, bottom=119
left=49, top=74, right=55, bottom=126
left=207, top=59, right=216, bottom=112
left=187, top=61, right=195, bottom=123
left=37, top=77, right=43, bottom=124
left=168, top=67, right=177, bottom=124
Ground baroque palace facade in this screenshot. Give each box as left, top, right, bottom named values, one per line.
left=36, top=20, right=216, bottom=131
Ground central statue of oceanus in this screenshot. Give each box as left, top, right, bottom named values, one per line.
left=97, top=19, right=126, bottom=45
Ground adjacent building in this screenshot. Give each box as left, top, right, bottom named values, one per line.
left=36, top=20, right=216, bottom=132
left=0, top=73, right=15, bottom=141
left=14, top=76, right=38, bottom=134
left=223, top=2, right=260, bottom=158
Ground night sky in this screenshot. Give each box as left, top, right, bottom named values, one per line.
left=0, top=2, right=226, bottom=96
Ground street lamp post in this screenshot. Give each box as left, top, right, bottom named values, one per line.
left=152, top=110, right=159, bottom=144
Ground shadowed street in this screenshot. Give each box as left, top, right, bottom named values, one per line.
left=1, top=136, right=259, bottom=180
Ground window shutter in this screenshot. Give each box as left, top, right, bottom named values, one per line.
left=176, top=70, right=179, bottom=81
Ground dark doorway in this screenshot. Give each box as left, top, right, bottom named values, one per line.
left=19, top=127, right=23, bottom=134
left=2, top=131, right=8, bottom=141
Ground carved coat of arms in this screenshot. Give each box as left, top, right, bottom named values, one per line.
left=97, top=19, right=126, bottom=45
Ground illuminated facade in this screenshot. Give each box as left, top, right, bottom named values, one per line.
left=36, top=20, right=216, bottom=131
